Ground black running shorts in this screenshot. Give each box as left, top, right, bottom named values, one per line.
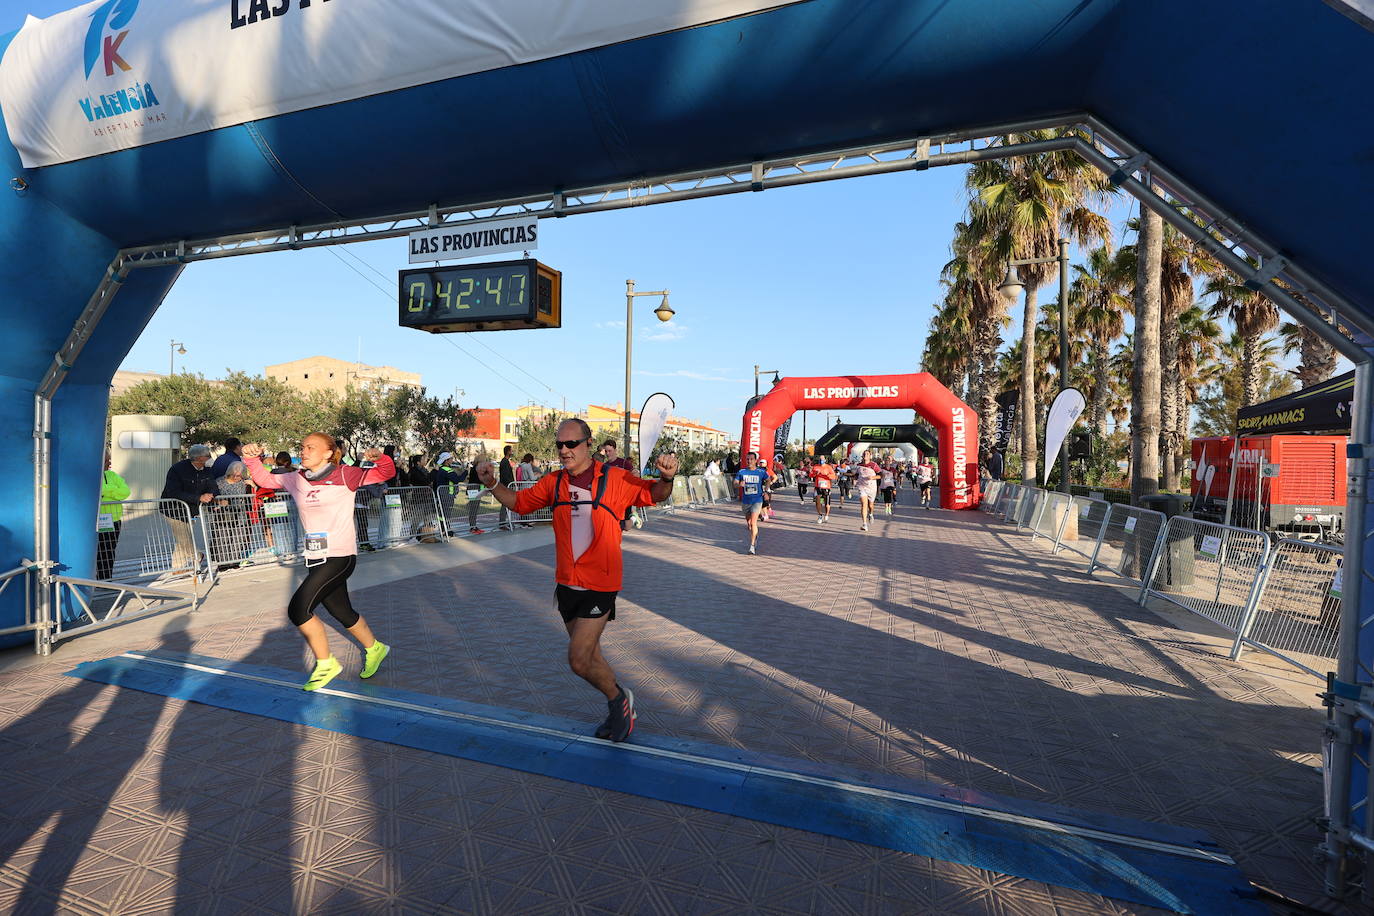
left=882, top=486, right=896, bottom=503
left=555, top=584, right=618, bottom=623
left=814, top=488, right=831, bottom=505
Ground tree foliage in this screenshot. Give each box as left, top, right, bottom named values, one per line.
left=515, top=412, right=571, bottom=462
left=110, top=374, right=473, bottom=459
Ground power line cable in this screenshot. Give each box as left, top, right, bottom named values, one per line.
left=323, top=247, right=550, bottom=407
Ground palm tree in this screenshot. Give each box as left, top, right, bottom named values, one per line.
left=1175, top=304, right=1222, bottom=480
left=1278, top=313, right=1339, bottom=389
left=1127, top=196, right=1165, bottom=503
left=922, top=298, right=974, bottom=398
left=964, top=128, right=1115, bottom=484
left=1203, top=273, right=1281, bottom=407
left=1072, top=246, right=1131, bottom=441
left=941, top=222, right=1010, bottom=452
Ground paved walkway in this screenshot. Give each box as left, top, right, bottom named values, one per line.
left=0, top=493, right=1340, bottom=914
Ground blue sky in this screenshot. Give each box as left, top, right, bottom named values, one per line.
left=2, top=1, right=1184, bottom=442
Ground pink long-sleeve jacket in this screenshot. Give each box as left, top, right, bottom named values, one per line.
left=245, top=454, right=395, bottom=558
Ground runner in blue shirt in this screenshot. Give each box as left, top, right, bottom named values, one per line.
left=734, top=451, right=775, bottom=555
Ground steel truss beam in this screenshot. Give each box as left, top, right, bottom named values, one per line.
left=34, top=112, right=1374, bottom=900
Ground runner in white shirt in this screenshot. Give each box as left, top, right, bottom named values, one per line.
left=917, top=460, right=935, bottom=508
left=853, top=450, right=881, bottom=531
left=879, top=461, right=898, bottom=516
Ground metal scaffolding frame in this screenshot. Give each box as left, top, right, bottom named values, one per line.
left=29, top=111, right=1374, bottom=901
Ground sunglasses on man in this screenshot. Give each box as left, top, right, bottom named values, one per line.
left=555, top=437, right=589, bottom=450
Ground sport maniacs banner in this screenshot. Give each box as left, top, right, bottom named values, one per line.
left=1236, top=370, right=1353, bottom=435
left=0, top=0, right=805, bottom=169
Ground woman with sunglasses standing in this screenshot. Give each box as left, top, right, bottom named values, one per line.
left=479, top=419, right=677, bottom=742
left=243, top=435, right=395, bottom=691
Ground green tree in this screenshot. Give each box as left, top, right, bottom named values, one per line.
left=334, top=383, right=413, bottom=458
left=108, top=373, right=232, bottom=445
left=218, top=372, right=341, bottom=452
left=515, top=412, right=571, bottom=463
left=389, top=387, right=476, bottom=458
left=1071, top=245, right=1131, bottom=440
left=1192, top=333, right=1294, bottom=435
left=964, top=127, right=1115, bottom=484
left=1203, top=269, right=1281, bottom=408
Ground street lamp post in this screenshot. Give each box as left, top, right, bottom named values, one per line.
left=998, top=238, right=1072, bottom=492
left=753, top=366, right=780, bottom=398
left=168, top=340, right=186, bottom=375
left=623, top=279, right=675, bottom=454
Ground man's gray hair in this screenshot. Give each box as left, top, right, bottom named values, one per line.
left=558, top=417, right=593, bottom=440
left=188, top=444, right=211, bottom=459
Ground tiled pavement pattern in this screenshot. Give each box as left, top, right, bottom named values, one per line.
left=0, top=495, right=1344, bottom=914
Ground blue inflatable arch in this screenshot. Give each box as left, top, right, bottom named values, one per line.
left=1, top=0, right=1372, bottom=893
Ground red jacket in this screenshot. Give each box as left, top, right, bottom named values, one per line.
left=513, top=463, right=655, bottom=591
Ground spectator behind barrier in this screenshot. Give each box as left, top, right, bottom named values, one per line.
left=97, top=449, right=130, bottom=581
left=161, top=444, right=216, bottom=571
left=209, top=436, right=243, bottom=480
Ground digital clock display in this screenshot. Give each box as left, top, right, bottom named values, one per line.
left=398, top=259, right=560, bottom=333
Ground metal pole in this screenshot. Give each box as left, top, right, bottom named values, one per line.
left=624, top=279, right=633, bottom=453
left=1326, top=357, right=1373, bottom=896
left=802, top=411, right=807, bottom=455
left=754, top=365, right=760, bottom=398
left=1059, top=239, right=1071, bottom=494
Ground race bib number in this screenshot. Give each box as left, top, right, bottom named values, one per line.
left=816, top=478, right=831, bottom=489
left=96, top=512, right=115, bottom=533
left=743, top=479, right=760, bottom=496
left=304, top=531, right=330, bottom=567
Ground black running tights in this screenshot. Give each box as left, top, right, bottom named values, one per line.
left=287, top=555, right=360, bottom=628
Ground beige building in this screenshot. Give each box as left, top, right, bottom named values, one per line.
left=111, top=369, right=168, bottom=397
left=265, top=356, right=421, bottom=397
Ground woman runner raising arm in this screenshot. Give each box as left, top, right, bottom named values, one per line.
left=243, top=435, right=395, bottom=691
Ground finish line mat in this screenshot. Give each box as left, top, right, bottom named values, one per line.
left=69, top=651, right=1263, bottom=914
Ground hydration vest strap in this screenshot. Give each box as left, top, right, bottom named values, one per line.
left=548, top=466, right=617, bottom=517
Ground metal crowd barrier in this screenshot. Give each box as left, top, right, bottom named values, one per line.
left=199, top=492, right=299, bottom=573
left=97, top=497, right=207, bottom=585
left=1053, top=495, right=1112, bottom=561
left=1088, top=502, right=1166, bottom=583
left=1231, top=539, right=1341, bottom=675
left=981, top=480, right=1005, bottom=511
left=1137, top=516, right=1271, bottom=634
left=1028, top=491, right=1074, bottom=542
left=1014, top=487, right=1046, bottom=530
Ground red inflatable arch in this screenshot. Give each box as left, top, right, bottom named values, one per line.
left=740, top=374, right=979, bottom=510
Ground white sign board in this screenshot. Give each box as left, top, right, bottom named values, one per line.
left=1079, top=502, right=1090, bottom=518
left=1124, top=516, right=1137, bottom=533
left=0, top=0, right=807, bottom=169
left=264, top=501, right=289, bottom=519
left=1261, top=463, right=1281, bottom=478
left=96, top=512, right=115, bottom=533
left=1331, top=567, right=1343, bottom=599
left=1199, top=534, right=1223, bottom=558
left=408, top=216, right=539, bottom=264
left=385, top=493, right=403, bottom=509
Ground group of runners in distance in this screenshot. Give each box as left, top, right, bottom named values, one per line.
left=737, top=448, right=936, bottom=551
left=234, top=424, right=932, bottom=745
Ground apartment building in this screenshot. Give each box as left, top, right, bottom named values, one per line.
left=265, top=356, right=421, bottom=397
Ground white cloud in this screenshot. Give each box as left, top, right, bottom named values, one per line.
left=635, top=369, right=749, bottom=383
left=641, top=323, right=688, bottom=342
left=595, top=320, right=626, bottom=329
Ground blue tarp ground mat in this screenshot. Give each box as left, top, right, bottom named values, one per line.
left=68, top=649, right=1267, bottom=915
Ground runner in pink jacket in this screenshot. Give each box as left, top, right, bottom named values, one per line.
left=243, top=434, right=395, bottom=691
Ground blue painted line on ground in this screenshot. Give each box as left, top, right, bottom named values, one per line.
left=68, top=650, right=1265, bottom=915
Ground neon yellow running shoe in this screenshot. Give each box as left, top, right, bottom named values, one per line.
left=303, top=656, right=342, bottom=691
left=361, top=641, right=389, bottom=679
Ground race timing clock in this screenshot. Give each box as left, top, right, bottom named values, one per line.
left=398, top=259, right=561, bottom=332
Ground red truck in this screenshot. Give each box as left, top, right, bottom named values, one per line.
left=1190, top=434, right=1346, bottom=536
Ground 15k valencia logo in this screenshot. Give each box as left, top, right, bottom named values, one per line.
left=84, top=0, right=138, bottom=78
left=77, top=0, right=162, bottom=125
